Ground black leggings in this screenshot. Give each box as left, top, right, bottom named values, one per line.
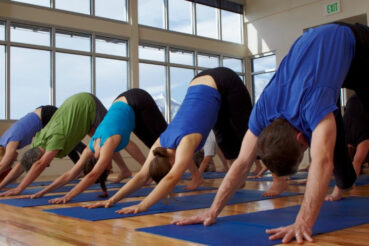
left=332, top=22, right=369, bottom=189
left=195, top=67, right=253, bottom=160
left=67, top=142, right=86, bottom=164
left=116, top=89, right=167, bottom=148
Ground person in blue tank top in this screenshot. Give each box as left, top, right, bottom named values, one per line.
left=173, top=22, right=369, bottom=244
left=83, top=67, right=253, bottom=214
left=27, top=89, right=168, bottom=204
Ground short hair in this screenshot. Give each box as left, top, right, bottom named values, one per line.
left=149, top=147, right=172, bottom=184
left=21, top=147, right=43, bottom=171
left=257, top=118, right=303, bottom=176
left=0, top=146, right=5, bottom=159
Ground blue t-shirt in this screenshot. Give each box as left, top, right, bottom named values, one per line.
left=160, top=85, right=221, bottom=151
left=249, top=24, right=356, bottom=144
left=0, top=112, right=42, bottom=149
left=89, top=101, right=135, bottom=153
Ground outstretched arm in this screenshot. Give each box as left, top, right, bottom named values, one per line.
left=23, top=147, right=93, bottom=199
left=0, top=141, right=18, bottom=174
left=0, top=163, right=25, bottom=190
left=267, top=113, right=336, bottom=244
left=84, top=139, right=160, bottom=209
left=125, top=140, right=146, bottom=165
left=173, top=130, right=258, bottom=226
left=49, top=137, right=118, bottom=204
left=0, top=150, right=58, bottom=196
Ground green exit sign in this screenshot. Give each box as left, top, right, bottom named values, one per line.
left=325, top=1, right=341, bottom=15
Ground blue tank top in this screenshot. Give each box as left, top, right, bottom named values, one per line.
left=0, top=112, right=42, bottom=149
left=89, top=101, right=135, bottom=153
left=160, top=85, right=221, bottom=151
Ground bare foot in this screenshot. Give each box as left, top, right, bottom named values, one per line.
left=219, top=166, right=229, bottom=172
left=325, top=186, right=344, bottom=201
left=185, top=175, right=204, bottom=190
left=262, top=178, right=288, bottom=197
left=112, top=171, right=132, bottom=183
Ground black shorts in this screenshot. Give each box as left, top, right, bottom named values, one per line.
left=38, top=105, right=58, bottom=127
left=195, top=67, right=252, bottom=159
left=117, top=89, right=167, bottom=148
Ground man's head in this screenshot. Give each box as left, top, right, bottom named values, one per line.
left=149, top=147, right=174, bottom=184
left=257, top=118, right=307, bottom=177
left=21, top=147, right=44, bottom=171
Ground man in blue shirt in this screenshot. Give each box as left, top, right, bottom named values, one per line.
left=173, top=22, right=369, bottom=243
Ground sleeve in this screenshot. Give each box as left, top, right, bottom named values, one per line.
left=45, top=134, right=65, bottom=155
left=303, top=86, right=338, bottom=132
left=248, top=97, right=268, bottom=137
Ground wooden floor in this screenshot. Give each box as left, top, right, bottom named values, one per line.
left=0, top=174, right=368, bottom=246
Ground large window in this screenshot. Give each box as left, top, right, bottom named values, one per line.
left=252, top=54, right=276, bottom=103
left=55, top=53, right=91, bottom=106
left=0, top=22, right=5, bottom=41
left=95, top=0, right=127, bottom=21
left=138, top=0, right=244, bottom=44
left=0, top=46, right=5, bottom=119
left=139, top=63, right=167, bottom=117
left=139, top=43, right=245, bottom=121
left=168, top=0, right=193, bottom=34
left=1, top=20, right=129, bottom=119
left=11, top=23, right=50, bottom=46
left=10, top=47, right=51, bottom=119
left=138, top=0, right=165, bottom=29
left=12, top=0, right=127, bottom=22
left=55, top=0, right=90, bottom=15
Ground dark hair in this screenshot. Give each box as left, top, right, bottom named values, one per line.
left=257, top=118, right=302, bottom=176
left=0, top=146, right=5, bottom=159
left=83, top=156, right=109, bottom=197
left=149, top=147, right=172, bottom=184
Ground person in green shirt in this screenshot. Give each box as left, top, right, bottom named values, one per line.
left=0, top=92, right=132, bottom=196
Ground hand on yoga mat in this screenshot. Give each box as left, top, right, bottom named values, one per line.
left=49, top=196, right=70, bottom=204
left=83, top=199, right=114, bottom=209
left=0, top=187, right=21, bottom=197
left=115, top=203, right=147, bottom=214
left=172, top=210, right=216, bottom=226
left=20, top=191, right=44, bottom=199
left=266, top=221, right=313, bottom=244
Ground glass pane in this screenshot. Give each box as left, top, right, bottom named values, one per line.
left=170, top=67, right=194, bottom=119
left=55, top=0, right=90, bottom=15
left=138, top=0, right=165, bottom=29
left=252, top=55, right=276, bottom=72
left=0, top=22, right=5, bottom=41
left=12, top=0, right=51, bottom=7
left=95, top=0, right=127, bottom=21
left=96, top=58, right=128, bottom=109
left=10, top=47, right=50, bottom=119
left=56, top=53, right=91, bottom=106
left=0, top=45, right=5, bottom=119
left=169, top=49, right=194, bottom=66
left=196, top=4, right=218, bottom=39
left=56, top=31, right=91, bottom=52
left=96, top=37, right=127, bottom=57
left=223, top=57, right=243, bottom=73
left=253, top=72, right=274, bottom=103
left=139, top=45, right=166, bottom=62
left=221, top=10, right=242, bottom=43
left=139, top=63, right=167, bottom=118
left=168, top=0, right=192, bottom=34
left=11, top=23, right=50, bottom=47
left=198, top=54, right=219, bottom=68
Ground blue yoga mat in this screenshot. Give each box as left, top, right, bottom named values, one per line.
left=5, top=180, right=80, bottom=188
left=20, top=182, right=125, bottom=195
left=0, top=185, right=216, bottom=207
left=182, top=172, right=227, bottom=180
left=43, top=190, right=301, bottom=221
left=137, top=197, right=369, bottom=245
left=247, top=172, right=308, bottom=182
left=292, top=174, right=369, bottom=187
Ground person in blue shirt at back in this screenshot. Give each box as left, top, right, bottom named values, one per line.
left=173, top=22, right=369, bottom=244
